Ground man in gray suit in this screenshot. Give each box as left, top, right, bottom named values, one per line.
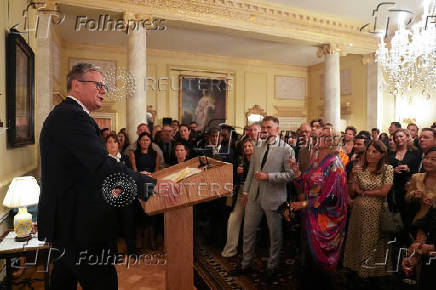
left=230, top=116, right=295, bottom=280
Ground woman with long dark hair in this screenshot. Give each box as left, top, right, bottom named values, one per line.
left=402, top=148, right=436, bottom=290
left=344, top=140, right=394, bottom=284
left=388, top=128, right=421, bottom=227
left=130, top=132, right=160, bottom=173
left=129, top=132, right=161, bottom=250
left=221, top=139, right=255, bottom=258
left=105, top=134, right=135, bottom=254
left=117, top=130, right=130, bottom=154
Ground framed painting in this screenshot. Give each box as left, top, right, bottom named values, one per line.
left=274, top=76, right=306, bottom=100
left=179, top=76, right=227, bottom=131
left=6, top=29, right=35, bottom=147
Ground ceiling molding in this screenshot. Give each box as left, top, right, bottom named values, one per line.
left=148, top=49, right=309, bottom=72
left=63, top=41, right=309, bottom=72
left=50, top=0, right=379, bottom=53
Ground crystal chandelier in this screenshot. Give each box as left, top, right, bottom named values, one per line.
left=376, top=0, right=436, bottom=99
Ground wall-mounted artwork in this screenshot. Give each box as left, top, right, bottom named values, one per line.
left=6, top=29, right=35, bottom=147
left=179, top=76, right=227, bottom=131
left=275, top=76, right=306, bottom=100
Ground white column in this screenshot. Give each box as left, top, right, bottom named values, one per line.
left=366, top=57, right=383, bottom=130
left=36, top=13, right=53, bottom=179
left=36, top=13, right=53, bottom=141
left=127, top=25, right=147, bottom=136
left=324, top=52, right=341, bottom=128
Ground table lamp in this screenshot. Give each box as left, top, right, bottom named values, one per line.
left=3, top=176, right=40, bottom=242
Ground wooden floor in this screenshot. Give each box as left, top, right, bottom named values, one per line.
left=117, top=261, right=166, bottom=290
left=10, top=257, right=167, bottom=289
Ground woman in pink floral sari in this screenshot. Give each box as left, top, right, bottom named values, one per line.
left=287, top=127, right=348, bottom=290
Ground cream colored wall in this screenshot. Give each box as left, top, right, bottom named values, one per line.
left=148, top=50, right=308, bottom=131
left=62, top=43, right=128, bottom=131
left=308, top=54, right=368, bottom=131
left=63, top=43, right=309, bottom=133
left=0, top=0, right=39, bottom=217
left=383, top=91, right=436, bottom=131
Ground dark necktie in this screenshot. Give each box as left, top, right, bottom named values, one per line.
left=261, top=144, right=270, bottom=170
left=255, top=144, right=270, bottom=201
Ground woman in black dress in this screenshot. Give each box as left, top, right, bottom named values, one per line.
left=129, top=132, right=161, bottom=250
left=388, top=128, right=421, bottom=230
left=105, top=134, right=135, bottom=254
left=117, top=130, right=130, bottom=155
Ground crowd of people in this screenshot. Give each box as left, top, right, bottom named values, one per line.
left=102, top=117, right=436, bottom=290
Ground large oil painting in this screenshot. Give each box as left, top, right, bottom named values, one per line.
left=179, top=76, right=227, bottom=131
left=6, top=29, right=35, bottom=147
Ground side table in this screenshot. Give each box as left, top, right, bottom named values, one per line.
left=0, top=230, right=50, bottom=290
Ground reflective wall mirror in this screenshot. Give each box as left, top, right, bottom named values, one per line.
left=246, top=105, right=266, bottom=125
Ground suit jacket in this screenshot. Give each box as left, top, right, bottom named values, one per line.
left=157, top=140, right=176, bottom=166
left=243, top=138, right=295, bottom=211
left=38, top=98, right=156, bottom=249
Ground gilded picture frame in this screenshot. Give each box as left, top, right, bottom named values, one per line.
left=6, top=29, right=35, bottom=147
left=178, top=76, right=228, bottom=131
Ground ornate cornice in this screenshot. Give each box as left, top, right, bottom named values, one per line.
left=64, top=40, right=309, bottom=72
left=316, top=43, right=348, bottom=57
left=361, top=53, right=376, bottom=65
left=50, top=0, right=379, bottom=53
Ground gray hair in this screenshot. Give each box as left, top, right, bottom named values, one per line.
left=67, top=63, right=101, bottom=91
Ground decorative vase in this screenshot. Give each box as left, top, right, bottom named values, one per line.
left=14, top=208, right=32, bottom=241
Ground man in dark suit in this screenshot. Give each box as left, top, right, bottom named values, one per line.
left=157, top=124, right=176, bottom=166
left=38, top=63, right=178, bottom=289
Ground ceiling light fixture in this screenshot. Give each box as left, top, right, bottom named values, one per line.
left=376, top=0, right=436, bottom=100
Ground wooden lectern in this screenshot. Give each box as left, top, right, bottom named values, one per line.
left=141, top=157, right=233, bottom=290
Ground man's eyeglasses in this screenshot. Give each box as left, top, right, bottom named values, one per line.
left=77, top=80, right=109, bottom=92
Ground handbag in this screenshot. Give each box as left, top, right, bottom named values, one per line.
left=380, top=197, right=404, bottom=235
left=379, top=165, right=404, bottom=234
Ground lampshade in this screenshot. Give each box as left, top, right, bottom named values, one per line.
left=3, top=176, right=40, bottom=208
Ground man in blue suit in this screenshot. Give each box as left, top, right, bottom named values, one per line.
left=39, top=63, right=177, bottom=289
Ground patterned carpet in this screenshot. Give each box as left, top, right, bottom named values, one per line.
left=194, top=225, right=301, bottom=290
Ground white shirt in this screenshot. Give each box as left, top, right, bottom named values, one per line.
left=67, top=95, right=90, bottom=115
left=109, top=152, right=122, bottom=162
